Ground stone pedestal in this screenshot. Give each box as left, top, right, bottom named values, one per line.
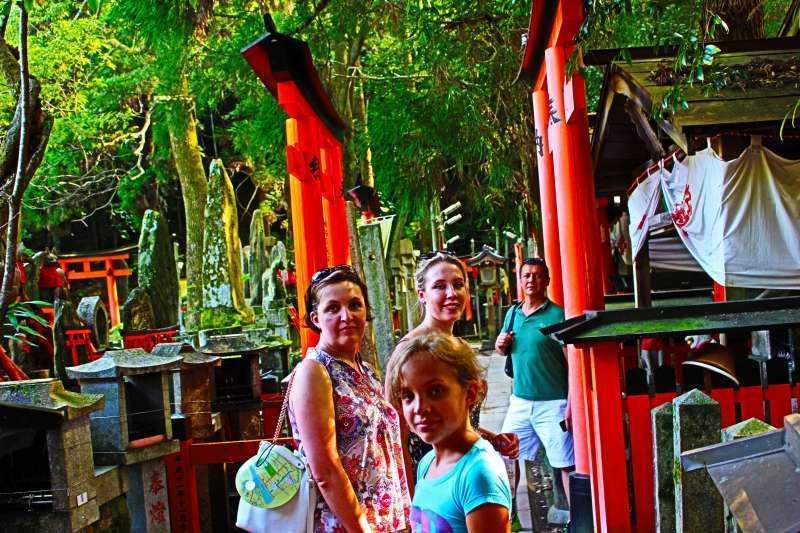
left=673, top=389, right=723, bottom=533
left=127, top=458, right=171, bottom=532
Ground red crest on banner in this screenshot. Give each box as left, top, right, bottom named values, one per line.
left=671, top=183, right=693, bottom=228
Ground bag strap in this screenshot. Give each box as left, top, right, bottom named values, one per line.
left=271, top=372, right=295, bottom=444
left=504, top=302, right=523, bottom=334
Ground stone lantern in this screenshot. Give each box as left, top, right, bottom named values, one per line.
left=66, top=349, right=182, bottom=532
left=0, top=379, right=104, bottom=532
left=467, top=245, right=507, bottom=341
left=198, top=333, right=266, bottom=439
left=151, top=342, right=222, bottom=440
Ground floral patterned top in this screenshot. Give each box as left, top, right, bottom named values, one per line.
left=288, top=348, right=411, bottom=532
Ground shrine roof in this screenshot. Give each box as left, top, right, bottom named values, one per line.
left=0, top=379, right=104, bottom=421
left=542, top=296, right=800, bottom=344
left=588, top=36, right=800, bottom=195
left=466, top=245, right=506, bottom=266
left=241, top=16, right=346, bottom=141
left=198, top=333, right=267, bottom=356
left=65, top=348, right=182, bottom=379
left=515, top=0, right=559, bottom=85
left=152, top=342, right=221, bottom=367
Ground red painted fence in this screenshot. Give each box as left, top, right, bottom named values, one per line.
left=624, top=384, right=800, bottom=532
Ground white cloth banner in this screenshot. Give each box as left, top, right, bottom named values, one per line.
left=721, top=144, right=800, bottom=287
left=627, top=170, right=663, bottom=258
left=629, top=142, right=800, bottom=289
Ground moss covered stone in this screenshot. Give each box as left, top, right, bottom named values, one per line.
left=247, top=209, right=270, bottom=306
left=138, top=209, right=179, bottom=328
left=121, top=288, right=155, bottom=332
left=201, top=159, right=254, bottom=328
left=652, top=402, right=676, bottom=533
left=721, top=418, right=776, bottom=442
left=673, top=389, right=723, bottom=532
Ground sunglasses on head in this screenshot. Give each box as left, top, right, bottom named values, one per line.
left=522, top=258, right=547, bottom=267
left=310, top=264, right=359, bottom=284
left=419, top=250, right=458, bottom=261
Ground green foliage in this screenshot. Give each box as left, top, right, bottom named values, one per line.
left=3, top=300, right=49, bottom=347
left=575, top=0, right=792, bottom=116
left=7, top=0, right=788, bottom=258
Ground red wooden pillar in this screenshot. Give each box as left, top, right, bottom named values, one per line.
left=165, top=439, right=200, bottom=533
left=320, top=134, right=350, bottom=265
left=546, top=43, right=630, bottom=532
left=531, top=88, right=564, bottom=307
left=564, top=69, right=605, bottom=310
left=564, top=60, right=629, bottom=531
left=280, top=81, right=330, bottom=351
left=545, top=44, right=591, bottom=475
left=105, top=258, right=121, bottom=326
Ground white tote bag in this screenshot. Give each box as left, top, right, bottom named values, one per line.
left=235, top=453, right=316, bottom=532
left=235, top=376, right=317, bottom=532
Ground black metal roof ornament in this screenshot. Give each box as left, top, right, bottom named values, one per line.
left=241, top=13, right=346, bottom=141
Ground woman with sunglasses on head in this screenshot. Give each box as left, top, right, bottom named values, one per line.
left=288, top=265, right=410, bottom=532
left=385, top=251, right=520, bottom=491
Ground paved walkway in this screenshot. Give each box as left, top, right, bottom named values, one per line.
left=478, top=349, right=566, bottom=533
left=478, top=349, right=535, bottom=531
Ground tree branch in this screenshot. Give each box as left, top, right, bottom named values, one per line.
left=290, top=0, right=332, bottom=36
left=0, top=1, right=11, bottom=40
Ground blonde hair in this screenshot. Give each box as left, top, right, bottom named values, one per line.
left=385, top=331, right=483, bottom=407
left=414, top=253, right=468, bottom=291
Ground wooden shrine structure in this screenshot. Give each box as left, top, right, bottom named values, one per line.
left=520, top=2, right=800, bottom=531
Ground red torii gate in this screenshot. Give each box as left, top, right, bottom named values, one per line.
left=242, top=18, right=351, bottom=352
left=57, top=245, right=135, bottom=327
left=518, top=1, right=629, bottom=531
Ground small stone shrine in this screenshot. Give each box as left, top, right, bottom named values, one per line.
left=0, top=379, right=104, bottom=532
left=151, top=342, right=222, bottom=439
left=198, top=334, right=265, bottom=439
left=66, top=349, right=182, bottom=532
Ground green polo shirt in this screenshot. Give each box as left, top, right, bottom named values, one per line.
left=502, top=300, right=567, bottom=401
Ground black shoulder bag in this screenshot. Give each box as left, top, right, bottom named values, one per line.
left=503, top=302, right=523, bottom=378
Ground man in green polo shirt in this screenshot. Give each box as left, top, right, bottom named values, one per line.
left=495, top=258, right=573, bottom=522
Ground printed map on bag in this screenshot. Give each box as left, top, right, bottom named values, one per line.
left=236, top=444, right=304, bottom=509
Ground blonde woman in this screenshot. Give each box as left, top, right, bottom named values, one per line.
left=386, top=251, right=519, bottom=489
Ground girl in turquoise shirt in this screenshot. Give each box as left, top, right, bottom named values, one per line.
left=387, top=332, right=512, bottom=533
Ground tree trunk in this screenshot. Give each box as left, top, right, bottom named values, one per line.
left=707, top=0, right=764, bottom=40
left=0, top=3, right=52, bottom=331
left=0, top=3, right=29, bottom=328
left=163, top=78, right=208, bottom=331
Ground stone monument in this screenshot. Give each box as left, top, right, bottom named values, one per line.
left=201, top=159, right=254, bottom=329
left=138, top=209, right=179, bottom=328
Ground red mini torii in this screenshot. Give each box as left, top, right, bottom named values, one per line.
left=242, top=18, right=351, bottom=352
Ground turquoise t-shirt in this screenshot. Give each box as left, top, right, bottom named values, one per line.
left=502, top=299, right=567, bottom=401
left=410, top=438, right=511, bottom=533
